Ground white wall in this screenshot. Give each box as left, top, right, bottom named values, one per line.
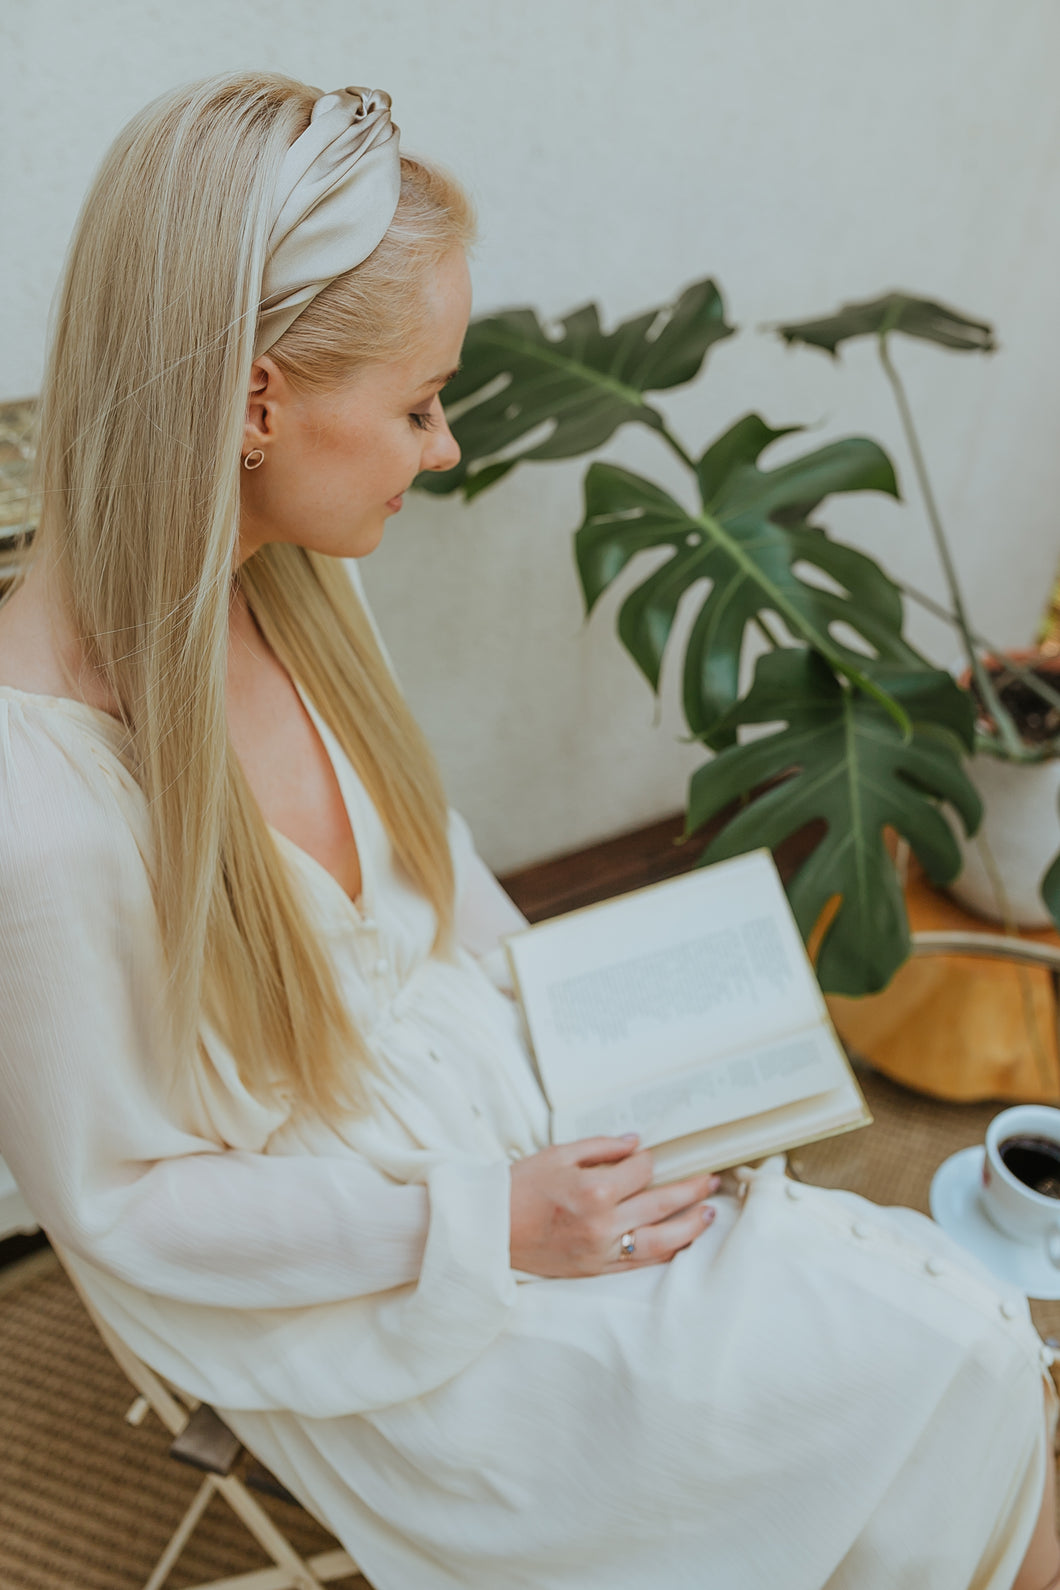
left=3, top=0, right=1060, bottom=870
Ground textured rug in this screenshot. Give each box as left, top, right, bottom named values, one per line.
left=1, top=1065, right=1058, bottom=1590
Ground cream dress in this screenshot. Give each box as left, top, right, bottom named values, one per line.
left=0, top=679, right=1055, bottom=1590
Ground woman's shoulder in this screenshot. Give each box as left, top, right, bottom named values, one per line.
left=0, top=681, right=129, bottom=770
left=0, top=682, right=144, bottom=887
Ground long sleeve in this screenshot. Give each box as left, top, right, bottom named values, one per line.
left=449, top=808, right=527, bottom=998
left=0, top=699, right=487, bottom=1311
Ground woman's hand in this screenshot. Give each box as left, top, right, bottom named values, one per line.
left=509, top=1134, right=720, bottom=1278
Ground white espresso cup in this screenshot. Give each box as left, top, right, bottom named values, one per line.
left=981, top=1104, right=1060, bottom=1265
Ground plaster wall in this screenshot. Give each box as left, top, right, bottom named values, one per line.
left=3, top=0, right=1060, bottom=870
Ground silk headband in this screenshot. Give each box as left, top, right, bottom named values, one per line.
left=254, top=85, right=401, bottom=357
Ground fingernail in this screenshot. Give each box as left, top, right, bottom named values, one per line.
left=621, top=1132, right=639, bottom=1144
left=707, top=1174, right=722, bottom=1192
left=701, top=1204, right=716, bottom=1224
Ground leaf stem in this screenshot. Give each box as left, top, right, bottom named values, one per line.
left=896, top=577, right=1060, bottom=748
left=657, top=423, right=697, bottom=473
left=876, top=333, right=1024, bottom=758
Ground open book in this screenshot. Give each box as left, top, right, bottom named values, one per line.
left=504, top=849, right=870, bottom=1183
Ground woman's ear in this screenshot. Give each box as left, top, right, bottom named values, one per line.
left=243, top=356, right=285, bottom=451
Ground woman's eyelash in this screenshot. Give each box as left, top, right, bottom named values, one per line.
left=409, top=410, right=437, bottom=432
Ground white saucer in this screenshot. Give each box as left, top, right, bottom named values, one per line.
left=929, top=1145, right=1060, bottom=1300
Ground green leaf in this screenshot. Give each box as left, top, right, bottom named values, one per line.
left=462, top=459, right=517, bottom=501
left=574, top=415, right=907, bottom=742
left=685, top=649, right=982, bottom=995
left=1042, top=844, right=1060, bottom=931
left=858, top=662, right=977, bottom=752
left=700, top=420, right=898, bottom=520
left=415, top=278, right=735, bottom=498
left=1042, top=790, right=1060, bottom=929
left=776, top=291, right=995, bottom=356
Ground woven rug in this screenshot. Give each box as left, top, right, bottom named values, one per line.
left=2, top=1065, right=1058, bottom=1590
left=0, top=1262, right=365, bottom=1590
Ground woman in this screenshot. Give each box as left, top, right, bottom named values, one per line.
left=0, top=72, right=1056, bottom=1590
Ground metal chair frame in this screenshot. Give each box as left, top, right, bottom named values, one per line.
left=911, top=930, right=1060, bottom=972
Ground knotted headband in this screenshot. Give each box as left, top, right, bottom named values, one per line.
left=254, top=85, right=401, bottom=357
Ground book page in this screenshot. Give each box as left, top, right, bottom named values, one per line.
left=507, top=851, right=827, bottom=1114
left=552, top=1025, right=841, bottom=1147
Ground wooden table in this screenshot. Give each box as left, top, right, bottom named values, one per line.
left=829, top=860, right=1060, bottom=1103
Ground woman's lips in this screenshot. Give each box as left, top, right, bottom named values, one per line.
left=385, top=493, right=404, bottom=512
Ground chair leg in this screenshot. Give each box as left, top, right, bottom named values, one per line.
left=213, top=1472, right=350, bottom=1589
left=142, top=1469, right=359, bottom=1590
left=142, top=1474, right=219, bottom=1590
left=183, top=1552, right=360, bottom=1590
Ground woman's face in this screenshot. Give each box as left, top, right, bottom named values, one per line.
left=238, top=247, right=470, bottom=563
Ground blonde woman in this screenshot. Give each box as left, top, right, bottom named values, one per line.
left=0, top=72, right=1056, bottom=1590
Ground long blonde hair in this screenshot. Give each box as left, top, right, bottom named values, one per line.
left=31, top=72, right=475, bottom=1117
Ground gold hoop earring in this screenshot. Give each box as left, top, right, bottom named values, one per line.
left=242, top=449, right=265, bottom=471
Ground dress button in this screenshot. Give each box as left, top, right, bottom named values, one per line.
left=925, top=1258, right=944, bottom=1277
left=1000, top=1300, right=1020, bottom=1320
left=851, top=1222, right=870, bottom=1239
left=360, top=916, right=377, bottom=931
left=374, top=957, right=389, bottom=974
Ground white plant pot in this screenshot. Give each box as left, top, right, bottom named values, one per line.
left=948, top=753, right=1060, bottom=927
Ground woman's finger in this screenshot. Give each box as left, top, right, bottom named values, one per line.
left=617, top=1172, right=721, bottom=1232
left=566, top=1134, right=641, bottom=1167
left=583, top=1146, right=656, bottom=1207
left=602, top=1203, right=712, bottom=1272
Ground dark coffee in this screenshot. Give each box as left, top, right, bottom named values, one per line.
left=999, top=1134, right=1060, bottom=1199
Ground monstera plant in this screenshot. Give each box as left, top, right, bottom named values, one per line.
left=416, top=279, right=1059, bottom=996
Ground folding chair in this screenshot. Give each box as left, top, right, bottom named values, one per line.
left=57, top=1254, right=363, bottom=1590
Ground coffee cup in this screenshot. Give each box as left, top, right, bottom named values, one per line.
left=981, top=1104, right=1060, bottom=1264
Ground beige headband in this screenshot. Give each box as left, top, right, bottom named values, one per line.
left=254, top=85, right=401, bottom=358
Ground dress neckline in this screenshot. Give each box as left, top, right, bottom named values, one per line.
left=0, top=683, right=127, bottom=734
left=287, top=684, right=373, bottom=920
left=0, top=681, right=373, bottom=922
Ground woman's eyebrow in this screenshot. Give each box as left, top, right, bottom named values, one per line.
left=417, top=365, right=461, bottom=392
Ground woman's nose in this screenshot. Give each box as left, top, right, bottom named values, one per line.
left=424, top=406, right=461, bottom=473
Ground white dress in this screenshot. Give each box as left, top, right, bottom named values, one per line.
left=0, top=681, right=1055, bottom=1590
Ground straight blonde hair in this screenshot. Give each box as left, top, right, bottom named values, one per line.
left=31, top=72, right=475, bottom=1118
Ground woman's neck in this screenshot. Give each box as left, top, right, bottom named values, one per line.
left=0, top=557, right=112, bottom=710
left=0, top=558, right=265, bottom=720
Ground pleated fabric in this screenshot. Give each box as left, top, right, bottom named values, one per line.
left=0, top=682, right=1054, bottom=1590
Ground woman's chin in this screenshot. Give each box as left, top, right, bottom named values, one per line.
left=349, top=524, right=388, bottom=560
left=303, top=517, right=388, bottom=562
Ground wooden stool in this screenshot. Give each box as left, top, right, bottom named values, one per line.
left=829, top=860, right=1060, bottom=1104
